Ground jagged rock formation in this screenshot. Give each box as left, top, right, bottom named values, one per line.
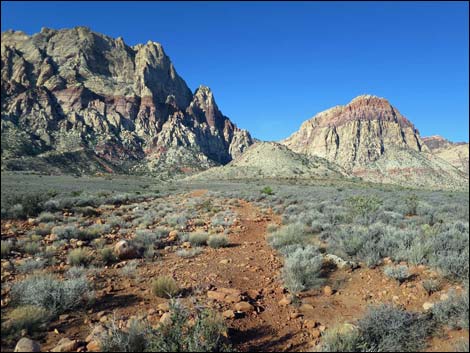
left=282, top=95, right=468, bottom=189
left=422, top=136, right=469, bottom=175
left=1, top=27, right=252, bottom=175
left=191, top=142, right=346, bottom=180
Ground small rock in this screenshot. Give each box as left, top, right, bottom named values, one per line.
left=323, top=286, right=334, bottom=296
left=440, top=293, right=449, bottom=301
left=422, top=302, right=434, bottom=311
left=86, top=325, right=106, bottom=343
left=222, top=310, right=235, bottom=319
left=157, top=302, right=170, bottom=312
left=290, top=311, right=302, bottom=319
left=160, top=313, right=172, bottom=325
left=299, top=303, right=314, bottom=312
left=114, top=240, right=136, bottom=259
left=246, top=289, right=260, bottom=300
left=310, top=328, right=321, bottom=338
left=86, top=341, right=101, bottom=352
left=51, top=337, right=78, bottom=352
left=14, top=338, right=40, bottom=352
left=219, top=259, right=230, bottom=265
left=304, top=319, right=318, bottom=329
left=279, top=296, right=292, bottom=306
left=207, top=291, right=226, bottom=301
left=234, top=301, right=254, bottom=313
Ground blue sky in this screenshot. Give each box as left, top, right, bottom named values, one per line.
left=2, top=1, right=468, bottom=142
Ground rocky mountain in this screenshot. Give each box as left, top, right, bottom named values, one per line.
left=282, top=95, right=468, bottom=189
left=1, top=27, right=253, bottom=175
left=191, top=142, right=346, bottom=181
left=422, top=136, right=469, bottom=175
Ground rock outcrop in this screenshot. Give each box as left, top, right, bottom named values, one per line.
left=282, top=95, right=467, bottom=189
left=422, top=136, right=469, bottom=175
left=191, top=142, right=346, bottom=180
left=1, top=27, right=252, bottom=175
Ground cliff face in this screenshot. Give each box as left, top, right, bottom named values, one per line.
left=422, top=136, right=469, bottom=175
left=1, top=27, right=252, bottom=175
left=282, top=95, right=467, bottom=189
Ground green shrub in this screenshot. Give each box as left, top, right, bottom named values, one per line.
left=3, top=305, right=50, bottom=337
left=347, top=195, right=382, bottom=219
left=100, top=247, right=116, bottom=265
left=37, top=211, right=58, bottom=223
left=188, top=233, right=209, bottom=247
left=260, top=186, right=274, bottom=195
left=68, top=248, right=92, bottom=266
left=176, top=248, right=203, bottom=258
left=268, top=223, right=310, bottom=252
left=431, top=289, right=469, bottom=329
left=17, top=258, right=47, bottom=273
left=208, top=235, right=229, bottom=249
left=12, top=274, right=93, bottom=316
left=282, top=244, right=324, bottom=292
left=152, top=276, right=180, bottom=299
left=383, top=265, right=411, bottom=283
left=99, top=301, right=230, bottom=352
left=357, top=304, right=434, bottom=352
left=23, top=241, right=41, bottom=255
left=1, top=240, right=13, bottom=258
left=320, top=324, right=361, bottom=352
left=422, top=279, right=442, bottom=295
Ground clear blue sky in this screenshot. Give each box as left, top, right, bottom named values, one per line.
left=2, top=1, right=468, bottom=142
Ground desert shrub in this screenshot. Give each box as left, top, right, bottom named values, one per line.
left=1, top=240, right=13, bottom=257
left=52, top=225, right=80, bottom=240
left=35, top=223, right=54, bottom=236
left=2, top=193, right=49, bottom=219
left=189, top=233, right=209, bottom=247
left=346, top=195, right=382, bottom=219
left=74, top=206, right=100, bottom=217
left=320, top=324, right=361, bottom=352
left=37, top=211, right=58, bottom=223
left=3, top=305, right=50, bottom=337
left=454, top=339, right=469, bottom=352
left=100, top=247, right=117, bottom=265
left=282, top=244, right=324, bottom=292
left=431, top=289, right=469, bottom=329
left=404, top=193, right=419, bottom=216
left=357, top=304, right=434, bottom=352
left=268, top=223, right=310, bottom=252
left=166, top=214, right=188, bottom=228
left=422, top=279, right=442, bottom=295
left=383, top=265, right=411, bottom=283
left=425, top=222, right=469, bottom=280
left=17, top=258, right=48, bottom=273
left=99, top=317, right=150, bottom=352
left=176, top=248, right=203, bottom=258
left=261, top=186, right=274, bottom=195
left=208, top=235, right=229, bottom=249
left=266, top=223, right=278, bottom=233
left=148, top=300, right=230, bottom=352
left=99, top=301, right=230, bottom=352
left=152, top=276, right=180, bottom=298
left=23, top=241, right=41, bottom=255
left=12, top=274, right=93, bottom=316
left=68, top=248, right=92, bottom=266
left=121, top=260, right=138, bottom=277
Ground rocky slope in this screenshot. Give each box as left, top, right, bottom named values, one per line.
left=282, top=95, right=468, bottom=189
left=422, top=136, right=469, bottom=175
left=1, top=27, right=252, bottom=175
left=191, top=142, right=346, bottom=180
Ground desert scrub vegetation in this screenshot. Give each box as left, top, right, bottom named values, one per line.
left=260, top=186, right=274, bottom=195
left=11, top=273, right=94, bottom=316
left=208, top=235, right=229, bottom=248
left=189, top=232, right=209, bottom=247
left=431, top=288, right=469, bottom=329
left=267, top=223, right=311, bottom=253
left=176, top=248, right=203, bottom=258
left=320, top=304, right=435, bottom=352
left=282, top=244, right=324, bottom=292
left=1, top=239, right=13, bottom=257
left=68, top=248, right=93, bottom=266
left=2, top=305, right=50, bottom=339
left=152, top=276, right=180, bottom=298
left=98, top=301, right=230, bottom=352
left=383, top=265, right=412, bottom=283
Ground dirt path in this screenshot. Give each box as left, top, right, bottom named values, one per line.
left=166, top=198, right=308, bottom=352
